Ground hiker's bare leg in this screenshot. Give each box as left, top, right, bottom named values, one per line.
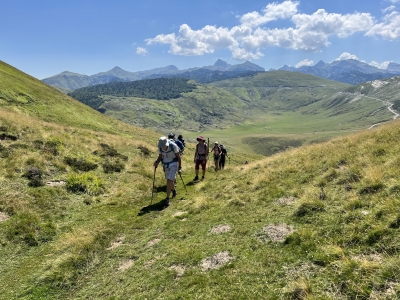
left=166, top=179, right=174, bottom=198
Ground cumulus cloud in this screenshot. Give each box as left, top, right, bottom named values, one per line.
left=335, top=52, right=359, bottom=60
left=369, top=60, right=392, bottom=69
left=295, top=59, right=314, bottom=68
left=239, top=0, right=299, bottom=27
left=136, top=47, right=148, bottom=55
left=366, top=11, right=400, bottom=39
left=146, top=0, right=399, bottom=60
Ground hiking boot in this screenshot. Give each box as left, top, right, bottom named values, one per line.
left=172, top=189, right=177, bottom=199
left=193, top=176, right=199, bottom=181
left=163, top=198, right=170, bottom=207
left=201, top=176, right=204, bottom=180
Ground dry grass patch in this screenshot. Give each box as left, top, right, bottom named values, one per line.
left=107, top=235, right=126, bottom=251
left=169, top=264, right=186, bottom=278
left=262, top=224, right=295, bottom=243
left=200, top=251, right=235, bottom=271
left=276, top=197, right=297, bottom=205
left=0, top=211, right=10, bottom=222
left=209, top=225, right=231, bottom=234
left=117, top=259, right=135, bottom=272
left=147, top=238, right=161, bottom=247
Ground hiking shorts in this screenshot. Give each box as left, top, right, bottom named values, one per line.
left=163, top=162, right=178, bottom=181
left=195, top=159, right=207, bottom=171
left=213, top=154, right=220, bottom=162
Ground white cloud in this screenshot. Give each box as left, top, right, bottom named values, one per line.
left=145, top=0, right=397, bottom=60
left=136, top=47, right=148, bottom=55
left=366, top=11, right=400, bottom=39
left=239, top=0, right=299, bottom=27
left=389, top=0, right=400, bottom=3
left=369, top=60, right=392, bottom=69
left=295, top=59, right=314, bottom=68
left=383, top=6, right=396, bottom=13
left=335, top=52, right=358, bottom=60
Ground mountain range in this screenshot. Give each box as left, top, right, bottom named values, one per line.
left=42, top=60, right=265, bottom=92
left=279, top=59, right=400, bottom=85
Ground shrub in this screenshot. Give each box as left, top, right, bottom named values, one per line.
left=66, top=173, right=105, bottom=195
left=293, top=201, right=325, bottom=217
left=24, top=167, right=44, bottom=187
left=63, top=157, right=98, bottom=172
left=5, top=212, right=51, bottom=246
left=102, top=159, right=125, bottom=173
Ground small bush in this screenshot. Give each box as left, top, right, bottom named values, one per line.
left=66, top=173, right=105, bottom=195
left=102, top=159, right=125, bottom=173
left=64, top=157, right=98, bottom=172
left=94, top=143, right=128, bottom=161
left=24, top=167, right=44, bottom=187
left=138, top=146, right=151, bottom=156
left=359, top=183, right=385, bottom=195
left=293, top=201, right=325, bottom=217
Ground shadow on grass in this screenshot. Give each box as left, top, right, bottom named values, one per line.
left=138, top=200, right=167, bottom=216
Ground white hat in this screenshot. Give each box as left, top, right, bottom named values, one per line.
left=158, top=136, right=170, bottom=148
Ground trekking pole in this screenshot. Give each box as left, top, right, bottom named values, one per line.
left=151, top=166, right=156, bottom=204
left=179, top=173, right=188, bottom=193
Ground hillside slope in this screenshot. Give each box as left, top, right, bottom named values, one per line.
left=1, top=61, right=400, bottom=299
left=0, top=60, right=144, bottom=136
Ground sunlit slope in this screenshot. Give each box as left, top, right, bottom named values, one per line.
left=2, top=115, right=399, bottom=299
left=0, top=60, right=139, bottom=135
left=100, top=83, right=246, bottom=132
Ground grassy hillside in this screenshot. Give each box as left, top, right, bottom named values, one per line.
left=2, top=106, right=400, bottom=299
left=0, top=60, right=138, bottom=136
left=1, top=60, right=400, bottom=299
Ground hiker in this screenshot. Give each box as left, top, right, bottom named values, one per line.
left=193, top=135, right=208, bottom=181
left=219, top=144, right=229, bottom=170
left=169, top=133, right=185, bottom=155
left=154, top=136, right=182, bottom=207
left=177, top=134, right=186, bottom=155
left=210, top=141, right=221, bottom=171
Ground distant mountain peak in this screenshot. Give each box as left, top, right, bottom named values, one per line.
left=214, top=59, right=229, bottom=68
left=314, top=60, right=326, bottom=68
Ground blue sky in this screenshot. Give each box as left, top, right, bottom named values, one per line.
left=1, top=0, right=400, bottom=79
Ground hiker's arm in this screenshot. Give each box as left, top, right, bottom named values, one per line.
left=154, top=154, right=162, bottom=168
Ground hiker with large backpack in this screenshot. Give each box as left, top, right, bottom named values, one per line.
left=193, top=135, right=208, bottom=181
left=169, top=133, right=185, bottom=155
left=210, top=141, right=222, bottom=171
left=154, top=136, right=182, bottom=207
left=177, top=134, right=186, bottom=155
left=219, top=144, right=229, bottom=170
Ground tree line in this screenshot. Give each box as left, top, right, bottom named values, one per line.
left=69, top=78, right=197, bottom=107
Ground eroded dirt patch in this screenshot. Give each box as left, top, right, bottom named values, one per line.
left=173, top=211, right=187, bottom=217
left=107, top=236, right=126, bottom=250
left=0, top=212, right=10, bottom=222
left=200, top=251, right=235, bottom=271
left=276, top=197, right=296, bottom=205
left=46, top=181, right=66, bottom=187
left=169, top=264, right=186, bottom=278
left=118, top=259, right=135, bottom=272
left=260, top=224, right=295, bottom=243
left=147, top=238, right=161, bottom=247
left=210, top=225, right=231, bottom=234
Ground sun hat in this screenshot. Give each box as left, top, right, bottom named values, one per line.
left=197, top=135, right=205, bottom=141
left=158, top=136, right=170, bottom=148
left=214, top=141, right=218, bottom=144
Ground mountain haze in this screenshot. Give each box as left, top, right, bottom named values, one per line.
left=42, top=60, right=265, bottom=91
